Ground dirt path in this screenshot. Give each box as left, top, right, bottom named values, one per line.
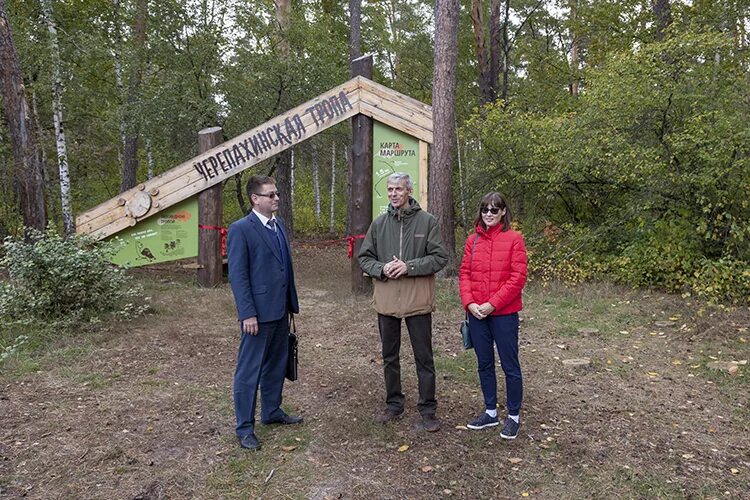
left=1, top=245, right=748, bottom=499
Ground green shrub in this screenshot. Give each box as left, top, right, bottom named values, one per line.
left=0, top=227, right=148, bottom=323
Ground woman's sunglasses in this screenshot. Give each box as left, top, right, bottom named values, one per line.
left=481, top=207, right=502, bottom=215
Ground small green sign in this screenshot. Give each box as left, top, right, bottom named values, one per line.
left=108, top=197, right=199, bottom=267
left=373, top=121, right=421, bottom=218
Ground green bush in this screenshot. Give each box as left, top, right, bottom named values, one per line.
left=0, top=227, right=148, bottom=323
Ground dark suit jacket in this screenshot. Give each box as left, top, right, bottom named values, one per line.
left=227, top=211, right=299, bottom=323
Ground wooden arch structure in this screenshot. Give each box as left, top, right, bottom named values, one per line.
left=76, top=76, right=433, bottom=241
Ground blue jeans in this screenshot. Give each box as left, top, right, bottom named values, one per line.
left=469, top=313, right=522, bottom=416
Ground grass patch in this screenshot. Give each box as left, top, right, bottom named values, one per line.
left=434, top=350, right=478, bottom=385
left=611, top=467, right=693, bottom=498
left=56, top=367, right=122, bottom=389
left=524, top=283, right=641, bottom=338
left=207, top=428, right=315, bottom=499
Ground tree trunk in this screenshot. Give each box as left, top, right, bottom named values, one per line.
left=651, top=0, right=671, bottom=41
left=40, top=0, right=73, bottom=235
left=569, top=0, right=580, bottom=97
left=31, top=86, right=57, bottom=227
left=0, top=0, right=47, bottom=231
left=349, top=0, right=362, bottom=62
left=112, top=0, right=126, bottom=161
left=431, top=0, right=459, bottom=273
left=120, top=0, right=147, bottom=193
left=330, top=142, right=336, bottom=233
left=470, top=0, right=492, bottom=104
left=500, top=0, right=511, bottom=102
left=312, top=140, right=320, bottom=221
left=488, top=0, right=501, bottom=102
left=274, top=0, right=294, bottom=237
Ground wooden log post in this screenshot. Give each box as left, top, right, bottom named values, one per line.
left=197, top=127, right=224, bottom=288
left=350, top=55, right=374, bottom=295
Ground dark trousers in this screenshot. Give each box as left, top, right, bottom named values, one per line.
left=469, top=313, right=522, bottom=415
left=378, top=313, right=437, bottom=416
left=233, top=316, right=289, bottom=437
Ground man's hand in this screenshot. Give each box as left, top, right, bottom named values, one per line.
left=241, top=317, right=259, bottom=335
left=383, top=256, right=407, bottom=279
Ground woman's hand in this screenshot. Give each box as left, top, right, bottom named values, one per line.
left=468, top=303, right=485, bottom=320
left=477, top=302, right=495, bottom=316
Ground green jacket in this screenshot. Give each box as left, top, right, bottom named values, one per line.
left=358, top=198, right=448, bottom=317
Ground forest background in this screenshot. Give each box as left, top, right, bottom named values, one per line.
left=0, top=0, right=748, bottom=304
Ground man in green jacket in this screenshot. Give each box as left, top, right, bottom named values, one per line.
left=358, top=173, right=448, bottom=432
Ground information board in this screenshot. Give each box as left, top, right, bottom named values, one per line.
left=108, top=197, right=198, bottom=267
left=372, top=122, right=421, bottom=218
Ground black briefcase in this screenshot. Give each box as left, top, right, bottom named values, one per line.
left=286, top=314, right=298, bottom=381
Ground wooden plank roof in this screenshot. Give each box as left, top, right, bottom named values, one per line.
left=76, top=77, right=432, bottom=240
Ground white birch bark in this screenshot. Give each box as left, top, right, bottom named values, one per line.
left=290, top=148, right=295, bottom=201
left=312, top=140, right=320, bottom=221
left=41, top=0, right=73, bottom=235
left=329, top=142, right=336, bottom=232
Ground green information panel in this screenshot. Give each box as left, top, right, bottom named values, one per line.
left=373, top=121, right=421, bottom=218
left=108, top=197, right=199, bottom=267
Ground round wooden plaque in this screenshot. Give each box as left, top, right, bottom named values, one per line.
left=127, top=191, right=152, bottom=218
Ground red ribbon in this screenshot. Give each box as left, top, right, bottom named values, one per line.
left=199, top=225, right=228, bottom=256
left=346, top=234, right=366, bottom=259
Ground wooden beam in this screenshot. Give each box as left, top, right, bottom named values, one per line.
left=77, top=79, right=361, bottom=240
left=419, top=140, right=429, bottom=210
left=350, top=55, right=373, bottom=295
left=197, top=127, right=223, bottom=288
left=359, top=100, right=433, bottom=144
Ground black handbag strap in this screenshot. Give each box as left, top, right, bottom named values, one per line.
left=289, top=313, right=296, bottom=334
left=466, top=234, right=478, bottom=321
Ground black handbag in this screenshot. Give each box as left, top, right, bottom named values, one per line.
left=286, top=314, right=298, bottom=381
left=460, top=314, right=473, bottom=350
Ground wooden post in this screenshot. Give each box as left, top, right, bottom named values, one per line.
left=350, top=55, right=373, bottom=295
left=198, top=126, right=223, bottom=288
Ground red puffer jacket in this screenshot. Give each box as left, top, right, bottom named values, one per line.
left=459, top=224, right=527, bottom=315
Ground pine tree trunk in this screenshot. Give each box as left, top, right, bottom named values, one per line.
left=431, top=0, right=459, bottom=272
left=569, top=0, right=580, bottom=97
left=120, top=0, right=147, bottom=193
left=470, top=0, right=492, bottom=104
left=349, top=0, right=362, bottom=62
left=488, top=0, right=501, bottom=102
left=0, top=0, right=47, bottom=231
left=651, top=0, right=672, bottom=41
left=274, top=0, right=294, bottom=237
left=41, top=0, right=74, bottom=235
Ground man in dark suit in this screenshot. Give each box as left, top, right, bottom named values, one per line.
left=228, top=175, right=302, bottom=451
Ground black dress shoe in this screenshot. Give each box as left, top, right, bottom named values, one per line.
left=265, top=414, right=303, bottom=425
left=237, top=433, right=261, bottom=450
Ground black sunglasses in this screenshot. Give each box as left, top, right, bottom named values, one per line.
left=481, top=207, right=502, bottom=215
left=255, top=191, right=281, bottom=199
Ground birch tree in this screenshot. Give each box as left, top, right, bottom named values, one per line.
left=40, top=0, right=73, bottom=235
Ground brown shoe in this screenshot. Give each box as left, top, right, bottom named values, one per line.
left=422, top=414, right=441, bottom=432
left=375, top=408, right=403, bottom=423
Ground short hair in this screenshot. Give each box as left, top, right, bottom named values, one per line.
left=387, top=172, right=413, bottom=191
left=246, top=175, right=276, bottom=206
left=473, top=192, right=512, bottom=232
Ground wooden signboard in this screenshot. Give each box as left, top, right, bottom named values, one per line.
left=77, top=77, right=433, bottom=241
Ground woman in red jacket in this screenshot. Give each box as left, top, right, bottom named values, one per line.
left=459, top=192, right=528, bottom=439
